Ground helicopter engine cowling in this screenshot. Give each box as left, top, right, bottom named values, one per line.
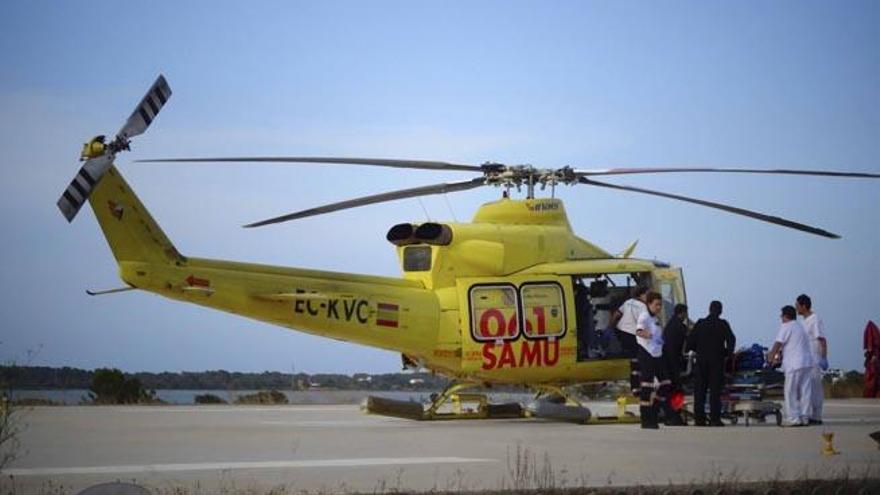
left=386, top=223, right=419, bottom=246
left=414, top=223, right=453, bottom=246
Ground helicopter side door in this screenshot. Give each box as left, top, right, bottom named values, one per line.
left=457, top=275, right=575, bottom=379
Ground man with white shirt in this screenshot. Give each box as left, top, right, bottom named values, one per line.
left=796, top=294, right=829, bottom=425
left=612, top=285, right=649, bottom=396
left=635, top=291, right=684, bottom=428
left=768, top=305, right=814, bottom=427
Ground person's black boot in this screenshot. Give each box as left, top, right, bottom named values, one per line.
left=640, top=406, right=658, bottom=429
left=663, top=404, right=685, bottom=426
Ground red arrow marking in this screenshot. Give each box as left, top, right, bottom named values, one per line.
left=186, top=275, right=210, bottom=287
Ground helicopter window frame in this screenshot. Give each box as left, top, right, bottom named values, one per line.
left=468, top=283, right=521, bottom=343
left=519, top=281, right=567, bottom=341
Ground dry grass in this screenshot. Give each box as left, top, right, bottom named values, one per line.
left=3, top=456, right=878, bottom=495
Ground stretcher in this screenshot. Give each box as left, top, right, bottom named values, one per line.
left=680, top=349, right=784, bottom=427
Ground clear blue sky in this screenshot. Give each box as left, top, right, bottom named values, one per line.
left=1, top=1, right=877, bottom=374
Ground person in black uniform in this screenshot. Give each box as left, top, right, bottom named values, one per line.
left=663, top=303, right=689, bottom=392
left=687, top=300, right=736, bottom=426
left=574, top=279, right=595, bottom=361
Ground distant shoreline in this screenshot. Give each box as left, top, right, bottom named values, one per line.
left=1, top=364, right=454, bottom=392
left=11, top=388, right=537, bottom=406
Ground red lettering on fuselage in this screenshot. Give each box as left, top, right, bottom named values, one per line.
left=481, top=343, right=498, bottom=370
left=519, top=340, right=541, bottom=367
left=497, top=342, right=516, bottom=368
left=481, top=340, right=560, bottom=370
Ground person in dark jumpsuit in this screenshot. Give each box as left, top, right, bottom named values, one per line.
left=687, top=300, right=736, bottom=426
left=574, top=280, right=595, bottom=361
left=663, top=303, right=689, bottom=392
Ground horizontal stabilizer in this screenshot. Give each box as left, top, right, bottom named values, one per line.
left=86, top=286, right=135, bottom=296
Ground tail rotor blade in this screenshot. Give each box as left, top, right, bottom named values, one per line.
left=57, top=155, right=113, bottom=222
left=117, top=74, right=172, bottom=140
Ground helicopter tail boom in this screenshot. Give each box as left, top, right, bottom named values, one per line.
left=88, top=166, right=440, bottom=355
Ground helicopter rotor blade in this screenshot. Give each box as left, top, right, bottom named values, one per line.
left=578, top=177, right=840, bottom=239
left=138, top=156, right=484, bottom=172
left=575, top=166, right=880, bottom=179
left=244, top=177, right=486, bottom=227
left=117, top=74, right=172, bottom=141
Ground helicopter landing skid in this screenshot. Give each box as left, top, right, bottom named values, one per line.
left=362, top=382, right=523, bottom=421
left=586, top=395, right=641, bottom=425
left=362, top=383, right=639, bottom=424
left=526, top=385, right=640, bottom=425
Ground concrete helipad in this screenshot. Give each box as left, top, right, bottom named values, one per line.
left=4, top=399, right=879, bottom=493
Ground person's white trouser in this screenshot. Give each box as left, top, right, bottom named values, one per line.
left=809, top=366, right=824, bottom=421
left=784, top=367, right=813, bottom=424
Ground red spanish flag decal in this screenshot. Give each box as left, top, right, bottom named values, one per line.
left=376, top=302, right=399, bottom=328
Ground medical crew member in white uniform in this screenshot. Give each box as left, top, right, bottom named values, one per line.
left=797, top=294, right=828, bottom=424
left=613, top=286, right=649, bottom=396
left=635, top=292, right=683, bottom=428
left=768, top=305, right=814, bottom=426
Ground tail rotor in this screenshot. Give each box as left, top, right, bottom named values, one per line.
left=57, top=75, right=172, bottom=222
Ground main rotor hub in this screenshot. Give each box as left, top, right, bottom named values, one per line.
left=481, top=163, right=577, bottom=197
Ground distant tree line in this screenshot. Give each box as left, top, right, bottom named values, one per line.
left=0, top=365, right=451, bottom=391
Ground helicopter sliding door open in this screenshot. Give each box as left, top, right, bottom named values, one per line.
left=570, top=267, right=686, bottom=362
left=572, top=271, right=652, bottom=362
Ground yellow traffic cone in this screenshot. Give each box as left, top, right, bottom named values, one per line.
left=821, top=431, right=840, bottom=456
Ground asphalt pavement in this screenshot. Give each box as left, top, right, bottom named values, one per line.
left=3, top=399, right=879, bottom=493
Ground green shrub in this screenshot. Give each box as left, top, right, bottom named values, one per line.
left=89, top=368, right=159, bottom=404
left=233, top=390, right=288, bottom=405
left=194, top=393, right=227, bottom=404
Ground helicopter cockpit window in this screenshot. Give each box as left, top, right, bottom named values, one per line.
left=403, top=246, right=432, bottom=271
left=521, top=283, right=566, bottom=339
left=469, top=284, right=519, bottom=342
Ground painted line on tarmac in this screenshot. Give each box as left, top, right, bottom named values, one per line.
left=259, top=420, right=407, bottom=427
left=826, top=402, right=880, bottom=409
left=823, top=417, right=880, bottom=424
left=115, top=406, right=355, bottom=413
left=5, top=457, right=497, bottom=477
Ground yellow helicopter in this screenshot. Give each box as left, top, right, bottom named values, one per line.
left=58, top=75, right=879, bottom=423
